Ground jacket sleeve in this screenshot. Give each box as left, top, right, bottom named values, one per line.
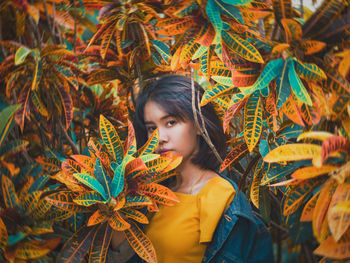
left=247, top=215, right=274, bottom=263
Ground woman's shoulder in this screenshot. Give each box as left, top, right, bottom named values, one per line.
left=198, top=175, right=235, bottom=197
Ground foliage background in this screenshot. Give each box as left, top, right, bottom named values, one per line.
left=0, top=0, right=349, bottom=262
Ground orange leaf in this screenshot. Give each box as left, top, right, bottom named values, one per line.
left=300, top=40, right=326, bottom=55
left=124, top=222, right=157, bottom=263
left=87, top=210, right=107, bottom=227
left=220, top=143, right=248, bottom=172
left=328, top=184, right=350, bottom=241
left=313, top=180, right=337, bottom=242
left=291, top=165, right=338, bottom=180
left=195, top=23, right=215, bottom=47
left=314, top=231, right=350, bottom=259
left=223, top=97, right=247, bottom=132
left=108, top=212, right=130, bottom=231
left=139, top=183, right=179, bottom=205
left=281, top=95, right=305, bottom=127
left=301, top=192, right=320, bottom=222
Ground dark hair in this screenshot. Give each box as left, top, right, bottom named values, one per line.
left=134, top=75, right=227, bottom=170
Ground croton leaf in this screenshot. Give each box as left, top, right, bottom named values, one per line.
left=108, top=212, right=130, bottom=231
left=1, top=175, right=23, bottom=213
left=87, top=210, right=107, bottom=227
left=14, top=46, right=31, bottom=65
left=134, top=129, right=159, bottom=158
left=74, top=191, right=105, bottom=207
left=94, top=158, right=111, bottom=200
left=220, top=142, right=248, bottom=172
left=0, top=104, right=21, bottom=146
left=321, top=136, right=350, bottom=164
left=57, top=86, right=73, bottom=130
left=328, top=184, right=350, bottom=242
left=139, top=183, right=179, bottom=205
left=45, top=191, right=91, bottom=213
left=120, top=208, right=149, bottom=224
left=74, top=173, right=108, bottom=201
left=206, top=0, right=223, bottom=44
left=264, top=143, right=322, bottom=163
left=222, top=31, right=263, bottom=64
left=0, top=217, right=8, bottom=252
left=15, top=238, right=61, bottom=260
left=294, top=59, right=326, bottom=81
left=244, top=90, right=262, bottom=152
left=57, top=225, right=97, bottom=263
left=99, top=115, right=124, bottom=164
left=89, top=222, right=113, bottom=263
left=124, top=222, right=157, bottom=263
left=151, top=40, right=171, bottom=63
left=240, top=58, right=283, bottom=96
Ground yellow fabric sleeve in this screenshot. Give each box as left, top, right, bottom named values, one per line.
left=198, top=177, right=235, bottom=243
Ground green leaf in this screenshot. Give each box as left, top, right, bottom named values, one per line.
left=294, top=59, right=327, bottom=80
left=15, top=46, right=31, bottom=65
left=192, top=45, right=208, bottom=60
left=0, top=139, right=28, bottom=156
left=206, top=0, right=223, bottom=44
left=244, top=90, right=262, bottom=152
left=134, top=129, right=159, bottom=157
left=111, top=155, right=133, bottom=197
left=221, top=0, right=253, bottom=5
left=94, top=158, right=111, bottom=200
left=289, top=60, right=312, bottom=106
left=99, top=115, right=124, bottom=164
left=74, top=173, right=108, bottom=201
left=211, top=76, right=233, bottom=86
left=276, top=59, right=291, bottom=109
left=150, top=40, right=171, bottom=62
left=214, top=0, right=244, bottom=23
left=222, top=31, right=264, bottom=63
left=0, top=104, right=21, bottom=147
left=240, top=58, right=284, bottom=95
left=201, top=84, right=238, bottom=106
left=74, top=191, right=105, bottom=206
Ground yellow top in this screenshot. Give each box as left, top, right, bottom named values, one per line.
left=144, top=176, right=235, bottom=263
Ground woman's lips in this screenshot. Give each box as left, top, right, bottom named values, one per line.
left=158, top=149, right=172, bottom=154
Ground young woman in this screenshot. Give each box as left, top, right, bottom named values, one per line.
left=107, top=75, right=274, bottom=263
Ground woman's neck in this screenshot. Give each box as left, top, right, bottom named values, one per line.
left=173, top=160, right=218, bottom=194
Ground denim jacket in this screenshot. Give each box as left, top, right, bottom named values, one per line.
left=202, top=175, right=274, bottom=263
left=108, top=175, right=274, bottom=263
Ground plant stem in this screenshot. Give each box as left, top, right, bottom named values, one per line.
left=58, top=119, right=80, bottom=154
left=190, top=68, right=223, bottom=164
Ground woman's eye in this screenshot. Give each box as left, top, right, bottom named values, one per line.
left=166, top=120, right=176, bottom=127
left=146, top=126, right=156, bottom=133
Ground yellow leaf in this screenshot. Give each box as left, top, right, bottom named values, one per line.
left=263, top=144, right=322, bottom=163
left=297, top=131, right=335, bottom=142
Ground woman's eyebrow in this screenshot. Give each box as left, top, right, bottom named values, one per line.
left=144, top=114, right=174, bottom=124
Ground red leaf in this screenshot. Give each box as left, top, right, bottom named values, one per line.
left=321, top=136, right=350, bottom=164
left=220, top=143, right=248, bottom=172
left=223, top=97, right=248, bottom=132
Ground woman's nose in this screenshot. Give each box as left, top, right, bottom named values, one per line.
left=158, top=127, right=168, bottom=143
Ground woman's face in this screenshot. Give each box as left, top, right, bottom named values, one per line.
left=143, top=100, right=200, bottom=166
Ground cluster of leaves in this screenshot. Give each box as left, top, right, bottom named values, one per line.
left=0, top=0, right=350, bottom=262
left=49, top=115, right=181, bottom=263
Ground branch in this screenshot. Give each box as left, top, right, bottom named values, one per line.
left=58, top=119, right=80, bottom=154
left=190, top=68, right=223, bottom=164
left=42, top=0, right=56, bottom=44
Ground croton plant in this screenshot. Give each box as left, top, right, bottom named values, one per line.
left=40, top=115, right=180, bottom=263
